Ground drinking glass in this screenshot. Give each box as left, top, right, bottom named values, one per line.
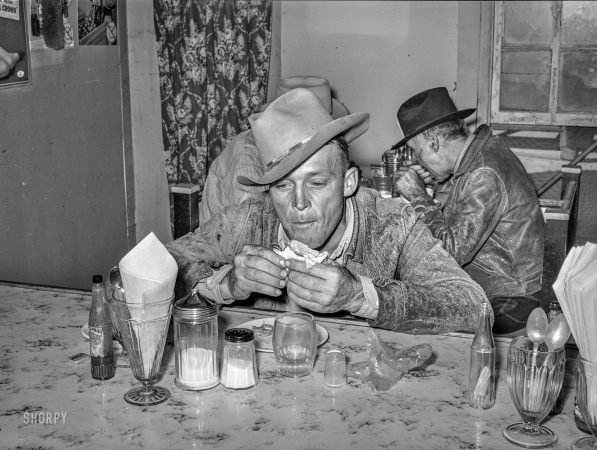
left=273, top=312, right=317, bottom=377
left=112, top=296, right=173, bottom=406
left=324, top=349, right=347, bottom=387
left=503, top=336, right=566, bottom=449
left=571, top=358, right=597, bottom=450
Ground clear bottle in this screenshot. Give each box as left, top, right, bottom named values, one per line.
left=221, top=328, right=258, bottom=390
left=548, top=300, right=565, bottom=416
left=468, top=302, right=496, bottom=409
left=89, top=275, right=115, bottom=380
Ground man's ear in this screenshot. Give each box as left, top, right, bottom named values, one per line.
left=428, top=133, right=440, bottom=153
left=343, top=166, right=359, bottom=197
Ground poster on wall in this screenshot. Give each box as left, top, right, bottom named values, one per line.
left=28, top=0, right=77, bottom=51
left=78, top=0, right=117, bottom=46
left=0, top=0, right=32, bottom=89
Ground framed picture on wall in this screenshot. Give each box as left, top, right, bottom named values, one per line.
left=0, top=0, right=32, bottom=89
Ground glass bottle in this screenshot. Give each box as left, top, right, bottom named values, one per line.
left=89, top=275, right=115, bottom=380
left=548, top=300, right=565, bottom=416
left=173, top=290, right=220, bottom=391
left=221, top=328, right=259, bottom=390
left=468, top=302, right=496, bottom=409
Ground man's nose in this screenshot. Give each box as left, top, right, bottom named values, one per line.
left=293, top=187, right=309, bottom=211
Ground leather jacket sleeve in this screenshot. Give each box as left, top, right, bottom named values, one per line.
left=409, top=168, right=506, bottom=266
left=368, top=207, right=489, bottom=334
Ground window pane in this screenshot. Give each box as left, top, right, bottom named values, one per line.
left=504, top=1, right=553, bottom=46
left=500, top=50, right=551, bottom=112
left=562, top=1, right=597, bottom=46
left=558, top=51, right=597, bottom=113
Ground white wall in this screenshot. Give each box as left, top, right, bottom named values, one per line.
left=281, top=1, right=460, bottom=175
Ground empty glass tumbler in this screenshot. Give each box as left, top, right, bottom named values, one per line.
left=173, top=290, right=220, bottom=391
left=273, top=312, right=317, bottom=377
left=324, top=349, right=347, bottom=387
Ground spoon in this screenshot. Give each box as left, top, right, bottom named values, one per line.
left=542, top=314, right=571, bottom=367
left=108, top=266, right=125, bottom=301
left=109, top=266, right=123, bottom=289
left=526, top=307, right=548, bottom=366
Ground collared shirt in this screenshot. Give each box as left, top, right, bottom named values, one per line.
left=198, top=198, right=379, bottom=319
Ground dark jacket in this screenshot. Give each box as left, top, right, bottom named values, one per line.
left=410, top=125, right=544, bottom=298
left=166, top=187, right=488, bottom=335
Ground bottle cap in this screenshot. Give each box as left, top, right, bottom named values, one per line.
left=225, top=328, right=254, bottom=343
left=92, top=275, right=103, bottom=284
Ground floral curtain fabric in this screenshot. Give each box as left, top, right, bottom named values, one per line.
left=154, top=0, right=272, bottom=187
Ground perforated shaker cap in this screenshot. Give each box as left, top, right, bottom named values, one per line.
left=225, top=328, right=254, bottom=343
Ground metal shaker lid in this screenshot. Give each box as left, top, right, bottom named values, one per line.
left=173, top=289, right=219, bottom=320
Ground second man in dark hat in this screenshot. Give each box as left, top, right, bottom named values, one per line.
left=393, top=87, right=544, bottom=335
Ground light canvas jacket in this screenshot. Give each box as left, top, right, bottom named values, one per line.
left=167, top=187, right=489, bottom=334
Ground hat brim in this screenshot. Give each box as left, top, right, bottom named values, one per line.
left=238, top=112, right=369, bottom=187
left=392, top=108, right=476, bottom=150
left=257, top=97, right=349, bottom=120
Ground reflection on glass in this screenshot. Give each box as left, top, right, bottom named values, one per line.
left=504, top=1, right=552, bottom=46
left=558, top=51, right=597, bottom=113
left=500, top=50, right=551, bottom=112
left=562, top=1, right=597, bottom=46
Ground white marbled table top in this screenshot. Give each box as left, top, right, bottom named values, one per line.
left=0, top=283, right=587, bottom=449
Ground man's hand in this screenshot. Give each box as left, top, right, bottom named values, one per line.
left=394, top=166, right=428, bottom=202
left=403, top=160, right=434, bottom=185
left=284, top=260, right=365, bottom=313
left=224, top=245, right=288, bottom=300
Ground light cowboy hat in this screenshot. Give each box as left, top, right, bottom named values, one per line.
left=238, top=88, right=369, bottom=187
left=258, top=76, right=349, bottom=119
left=392, top=87, right=476, bottom=149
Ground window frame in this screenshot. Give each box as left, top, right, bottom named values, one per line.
left=491, top=0, right=597, bottom=127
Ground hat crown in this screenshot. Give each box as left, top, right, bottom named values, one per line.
left=250, top=89, right=334, bottom=169
left=277, top=76, right=333, bottom=114
left=398, top=87, right=458, bottom=139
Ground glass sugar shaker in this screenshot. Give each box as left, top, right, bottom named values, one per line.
left=173, top=290, right=220, bottom=391
left=221, top=328, right=259, bottom=390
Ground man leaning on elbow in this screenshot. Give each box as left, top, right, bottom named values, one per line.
left=166, top=88, right=489, bottom=335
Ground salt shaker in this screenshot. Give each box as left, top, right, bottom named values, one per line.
left=221, top=328, right=259, bottom=390
left=173, top=290, right=220, bottom=391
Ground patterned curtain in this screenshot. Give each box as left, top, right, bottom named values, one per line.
left=154, top=0, right=272, bottom=187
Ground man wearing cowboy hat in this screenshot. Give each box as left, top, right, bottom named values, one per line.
left=168, top=88, right=488, bottom=334
left=393, top=87, right=544, bottom=335
left=199, top=76, right=350, bottom=223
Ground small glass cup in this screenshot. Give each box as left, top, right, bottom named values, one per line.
left=273, top=312, right=317, bottom=377
left=324, top=349, right=346, bottom=387
left=571, top=357, right=597, bottom=450
left=502, top=336, right=566, bottom=449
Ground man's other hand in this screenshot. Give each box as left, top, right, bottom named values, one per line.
left=225, top=245, right=288, bottom=300
left=284, top=260, right=364, bottom=313
left=394, top=167, right=427, bottom=201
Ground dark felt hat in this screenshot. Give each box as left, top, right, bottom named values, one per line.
left=392, top=87, right=476, bottom=149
